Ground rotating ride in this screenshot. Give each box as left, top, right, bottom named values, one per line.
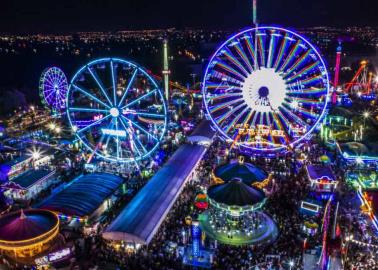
left=67, top=58, right=168, bottom=163
left=39, top=67, right=68, bottom=112
left=202, top=26, right=330, bottom=152
left=171, top=90, right=193, bottom=116
left=0, top=209, right=60, bottom=260
left=344, top=60, right=377, bottom=100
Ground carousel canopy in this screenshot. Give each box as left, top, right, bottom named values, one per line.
left=0, top=209, right=58, bottom=241
left=36, top=173, right=122, bottom=217
left=207, top=179, right=265, bottom=207
left=214, top=161, right=267, bottom=185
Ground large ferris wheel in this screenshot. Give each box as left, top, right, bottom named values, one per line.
left=67, top=58, right=168, bottom=163
left=202, top=26, right=330, bottom=152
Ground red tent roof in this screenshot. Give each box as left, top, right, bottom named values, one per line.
left=0, top=209, right=58, bottom=241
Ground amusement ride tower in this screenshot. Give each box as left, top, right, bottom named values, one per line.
left=162, top=39, right=170, bottom=102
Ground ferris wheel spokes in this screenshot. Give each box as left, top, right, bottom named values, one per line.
left=39, top=67, right=68, bottom=112
left=202, top=27, right=330, bottom=152
left=72, top=84, right=111, bottom=109
left=118, top=68, right=138, bottom=107
left=110, top=60, right=117, bottom=106
left=76, top=114, right=112, bottom=134
left=121, top=115, right=158, bottom=142
left=68, top=58, right=167, bottom=163
left=120, top=89, right=158, bottom=110
left=87, top=66, right=113, bottom=107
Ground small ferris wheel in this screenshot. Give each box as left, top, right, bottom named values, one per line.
left=39, top=67, right=68, bottom=112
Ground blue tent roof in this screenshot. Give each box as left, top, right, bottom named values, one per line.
left=208, top=179, right=265, bottom=206
left=36, top=173, right=123, bottom=217
left=10, top=169, right=54, bottom=189
left=103, top=144, right=208, bottom=244
left=214, top=161, right=268, bottom=185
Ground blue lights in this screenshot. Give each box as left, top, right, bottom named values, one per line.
left=191, top=221, right=201, bottom=258
left=67, top=57, right=168, bottom=163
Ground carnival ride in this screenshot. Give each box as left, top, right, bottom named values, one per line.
left=343, top=60, right=377, bottom=100
left=344, top=61, right=372, bottom=93
left=171, top=90, right=194, bottom=116
left=67, top=58, right=168, bottom=163
left=0, top=209, right=60, bottom=260
left=202, top=26, right=330, bottom=152
left=199, top=178, right=278, bottom=246
left=39, top=67, right=68, bottom=112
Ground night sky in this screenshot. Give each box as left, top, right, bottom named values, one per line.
left=1, top=0, right=378, bottom=33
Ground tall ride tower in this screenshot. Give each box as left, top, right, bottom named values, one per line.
left=334, top=41, right=342, bottom=89
left=163, top=39, right=170, bottom=102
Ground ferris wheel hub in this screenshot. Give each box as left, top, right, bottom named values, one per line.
left=258, top=86, right=269, bottom=97
left=109, top=107, right=120, bottom=117
left=241, top=68, right=287, bottom=113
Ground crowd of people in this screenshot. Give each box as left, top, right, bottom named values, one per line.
left=338, top=173, right=378, bottom=270
left=2, top=117, right=378, bottom=270
left=65, top=138, right=328, bottom=270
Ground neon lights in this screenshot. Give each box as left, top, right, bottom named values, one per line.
left=191, top=221, right=201, bottom=257
left=101, top=128, right=127, bottom=137
left=300, top=201, right=321, bottom=213
left=333, top=42, right=342, bottom=88
left=202, top=26, right=330, bottom=152
left=67, top=58, right=167, bottom=163
left=48, top=247, right=71, bottom=262
left=39, top=67, right=68, bottom=112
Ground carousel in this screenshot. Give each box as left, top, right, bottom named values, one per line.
left=212, top=157, right=271, bottom=188
left=0, top=209, right=60, bottom=262
left=199, top=178, right=278, bottom=246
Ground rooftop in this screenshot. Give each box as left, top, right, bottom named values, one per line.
left=6, top=169, right=54, bottom=189
left=36, top=173, right=123, bottom=217
left=103, top=143, right=208, bottom=244
left=0, top=209, right=58, bottom=242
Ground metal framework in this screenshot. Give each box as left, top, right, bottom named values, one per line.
left=67, top=58, right=167, bottom=163
left=39, top=67, right=68, bottom=112
left=202, top=26, right=330, bottom=152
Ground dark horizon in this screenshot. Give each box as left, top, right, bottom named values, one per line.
left=1, top=0, right=378, bottom=34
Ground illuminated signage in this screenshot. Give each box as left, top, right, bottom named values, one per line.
left=235, top=124, right=285, bottom=137
left=300, top=201, right=321, bottom=213
left=35, top=256, right=48, bottom=266
left=48, top=247, right=71, bottom=262
left=101, top=128, right=127, bottom=137
left=36, top=247, right=72, bottom=265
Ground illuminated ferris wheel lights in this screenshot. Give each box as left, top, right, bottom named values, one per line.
left=67, top=58, right=167, bottom=163
left=202, top=27, right=329, bottom=152
left=39, top=67, right=68, bottom=112
left=109, top=108, right=120, bottom=117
